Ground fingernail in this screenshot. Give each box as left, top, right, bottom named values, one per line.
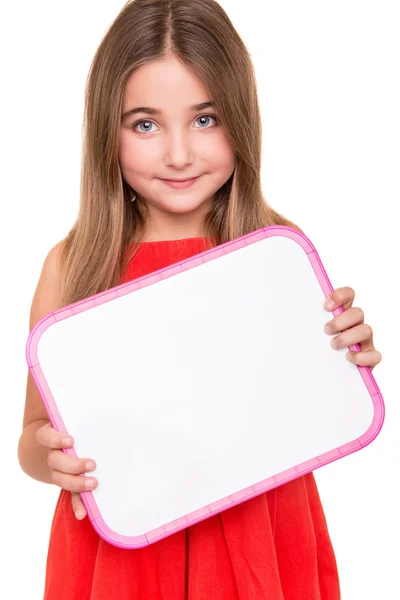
left=85, top=461, right=95, bottom=471
left=326, top=299, right=335, bottom=310
left=324, top=323, right=334, bottom=334
left=85, top=478, right=97, bottom=489
left=62, top=437, right=73, bottom=446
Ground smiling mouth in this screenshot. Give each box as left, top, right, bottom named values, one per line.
left=159, top=175, right=201, bottom=189
left=161, top=176, right=199, bottom=182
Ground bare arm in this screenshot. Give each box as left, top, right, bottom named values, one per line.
left=18, top=417, right=53, bottom=484
left=17, top=242, right=98, bottom=519
left=17, top=241, right=63, bottom=484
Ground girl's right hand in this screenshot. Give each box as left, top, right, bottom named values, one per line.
left=35, top=422, right=98, bottom=520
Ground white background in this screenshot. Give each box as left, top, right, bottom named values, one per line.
left=1, top=1, right=398, bottom=598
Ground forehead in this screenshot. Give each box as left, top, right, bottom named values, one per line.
left=123, top=57, right=210, bottom=108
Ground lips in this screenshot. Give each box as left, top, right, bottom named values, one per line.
left=162, top=177, right=198, bottom=182
left=160, top=176, right=200, bottom=189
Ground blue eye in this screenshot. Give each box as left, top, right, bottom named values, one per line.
left=195, top=115, right=218, bottom=129
left=133, top=120, right=157, bottom=134
left=131, top=114, right=218, bottom=134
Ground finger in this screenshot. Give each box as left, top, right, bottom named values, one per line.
left=324, top=306, right=364, bottom=335
left=71, top=492, right=87, bottom=520
left=50, top=469, right=98, bottom=493
left=324, top=286, right=355, bottom=312
left=330, top=323, right=373, bottom=350
left=346, top=349, right=382, bottom=368
left=35, top=422, right=74, bottom=450
left=47, top=449, right=96, bottom=477
left=324, top=306, right=364, bottom=334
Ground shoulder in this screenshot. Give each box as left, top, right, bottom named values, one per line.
left=42, top=240, right=64, bottom=277
left=29, top=240, right=65, bottom=331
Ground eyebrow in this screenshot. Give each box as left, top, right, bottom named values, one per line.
left=121, top=101, right=216, bottom=121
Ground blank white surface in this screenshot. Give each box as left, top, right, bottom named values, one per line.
left=36, top=236, right=375, bottom=537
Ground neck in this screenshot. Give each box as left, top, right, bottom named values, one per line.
left=139, top=198, right=213, bottom=243
left=140, top=220, right=208, bottom=243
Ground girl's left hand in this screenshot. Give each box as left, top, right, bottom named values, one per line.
left=323, top=286, right=382, bottom=372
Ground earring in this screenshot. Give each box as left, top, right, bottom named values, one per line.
left=130, top=192, right=136, bottom=203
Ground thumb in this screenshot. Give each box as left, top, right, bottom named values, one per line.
left=71, top=492, right=87, bottom=520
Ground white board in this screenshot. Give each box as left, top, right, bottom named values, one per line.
left=26, top=226, right=384, bottom=549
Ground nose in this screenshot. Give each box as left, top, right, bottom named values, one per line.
left=164, top=129, right=194, bottom=168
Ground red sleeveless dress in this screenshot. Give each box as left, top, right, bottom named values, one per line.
left=43, top=237, right=341, bottom=599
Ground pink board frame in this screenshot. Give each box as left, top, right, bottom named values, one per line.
left=26, top=226, right=385, bottom=549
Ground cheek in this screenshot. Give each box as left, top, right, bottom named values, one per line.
left=118, top=132, right=156, bottom=176
left=206, top=134, right=236, bottom=170
left=211, top=149, right=236, bottom=177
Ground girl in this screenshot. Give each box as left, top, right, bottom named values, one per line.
left=18, top=1, right=382, bottom=598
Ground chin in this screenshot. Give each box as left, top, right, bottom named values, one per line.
left=149, top=195, right=212, bottom=216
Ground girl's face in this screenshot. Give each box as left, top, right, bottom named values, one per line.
left=118, top=56, right=236, bottom=239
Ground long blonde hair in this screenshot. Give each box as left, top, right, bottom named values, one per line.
left=60, top=0, right=302, bottom=307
